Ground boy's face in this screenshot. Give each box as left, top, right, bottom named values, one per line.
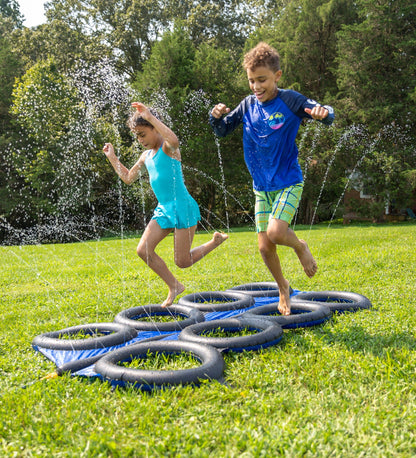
left=132, top=125, right=159, bottom=149
left=247, top=66, right=282, bottom=103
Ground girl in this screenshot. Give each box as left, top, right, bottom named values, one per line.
left=103, top=102, right=228, bottom=307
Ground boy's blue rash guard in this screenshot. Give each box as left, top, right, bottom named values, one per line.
left=209, top=89, right=335, bottom=192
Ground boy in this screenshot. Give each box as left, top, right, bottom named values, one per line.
left=209, top=42, right=334, bottom=315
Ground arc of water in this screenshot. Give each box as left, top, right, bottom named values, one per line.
left=214, top=138, right=230, bottom=231
left=182, top=165, right=255, bottom=225
left=309, top=125, right=362, bottom=228
left=326, top=126, right=384, bottom=231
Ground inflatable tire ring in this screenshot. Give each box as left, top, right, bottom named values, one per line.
left=114, top=304, right=205, bottom=332
left=178, top=291, right=254, bottom=312
left=242, top=301, right=332, bottom=328
left=178, top=316, right=283, bottom=352
left=226, top=282, right=294, bottom=297
left=291, top=291, right=372, bottom=312
left=94, top=340, right=225, bottom=389
left=32, top=322, right=138, bottom=351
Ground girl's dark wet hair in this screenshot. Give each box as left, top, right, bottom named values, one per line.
left=127, top=107, right=161, bottom=130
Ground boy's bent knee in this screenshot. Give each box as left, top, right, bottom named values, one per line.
left=267, top=223, right=288, bottom=245
left=258, top=238, right=275, bottom=258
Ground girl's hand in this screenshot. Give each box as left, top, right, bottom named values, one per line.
left=131, top=102, right=152, bottom=120
left=304, top=105, right=329, bottom=120
left=103, top=143, right=114, bottom=157
left=211, top=103, right=230, bottom=119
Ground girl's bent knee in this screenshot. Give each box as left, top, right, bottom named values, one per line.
left=136, top=244, right=147, bottom=260
left=175, top=257, right=192, bottom=269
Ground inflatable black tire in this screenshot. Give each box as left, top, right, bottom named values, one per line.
left=242, top=301, right=332, bottom=328
left=94, top=340, right=224, bottom=389
left=113, top=304, right=205, bottom=331
left=291, top=291, right=372, bottom=312
left=55, top=333, right=173, bottom=376
left=226, top=282, right=293, bottom=297
left=178, top=291, right=254, bottom=312
left=32, top=322, right=138, bottom=351
left=178, top=316, right=283, bottom=352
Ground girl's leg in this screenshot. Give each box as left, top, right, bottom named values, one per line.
left=266, top=218, right=317, bottom=278
left=257, top=231, right=291, bottom=315
left=173, top=226, right=228, bottom=268
left=136, top=220, right=184, bottom=307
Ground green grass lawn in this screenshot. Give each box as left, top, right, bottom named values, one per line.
left=1, top=222, right=416, bottom=457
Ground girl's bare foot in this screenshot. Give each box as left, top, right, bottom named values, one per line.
left=295, top=240, right=318, bottom=278
left=213, top=232, right=229, bottom=246
left=161, top=281, right=185, bottom=308
left=278, top=278, right=291, bottom=315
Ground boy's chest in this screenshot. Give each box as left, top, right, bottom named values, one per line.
left=244, top=99, right=299, bottom=138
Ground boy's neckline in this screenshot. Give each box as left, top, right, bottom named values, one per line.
left=257, top=89, right=280, bottom=106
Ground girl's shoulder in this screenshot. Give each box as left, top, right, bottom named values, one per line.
left=162, top=142, right=181, bottom=162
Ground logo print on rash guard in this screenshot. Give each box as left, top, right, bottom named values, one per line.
left=268, top=112, right=285, bottom=130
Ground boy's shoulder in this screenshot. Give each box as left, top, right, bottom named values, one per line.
left=278, top=88, right=307, bottom=104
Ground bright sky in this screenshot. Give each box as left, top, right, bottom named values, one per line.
left=17, top=0, right=47, bottom=28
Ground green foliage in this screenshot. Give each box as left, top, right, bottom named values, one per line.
left=248, top=0, right=358, bottom=100
left=1, top=225, right=416, bottom=455
left=0, top=17, right=23, bottom=130
left=0, top=0, right=415, bottom=236
left=0, top=0, right=23, bottom=27
left=11, top=59, right=80, bottom=146
left=336, top=0, right=416, bottom=129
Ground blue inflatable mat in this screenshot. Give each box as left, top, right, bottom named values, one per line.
left=34, top=292, right=299, bottom=377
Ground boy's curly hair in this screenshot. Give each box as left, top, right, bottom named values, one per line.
left=243, top=42, right=280, bottom=73
left=127, top=107, right=160, bottom=130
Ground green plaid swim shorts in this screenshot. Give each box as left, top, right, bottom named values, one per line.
left=254, top=183, right=304, bottom=232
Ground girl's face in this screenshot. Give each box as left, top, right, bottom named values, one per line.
left=247, top=66, right=282, bottom=103
left=133, top=126, right=161, bottom=149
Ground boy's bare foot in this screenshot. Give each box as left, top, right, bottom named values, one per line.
left=295, top=240, right=318, bottom=278
left=161, top=282, right=185, bottom=308
left=213, top=231, right=229, bottom=246
left=278, top=278, right=291, bottom=315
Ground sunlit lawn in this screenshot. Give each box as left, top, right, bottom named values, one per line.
left=1, top=222, right=416, bottom=457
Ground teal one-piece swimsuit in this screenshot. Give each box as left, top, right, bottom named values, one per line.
left=145, top=147, right=201, bottom=229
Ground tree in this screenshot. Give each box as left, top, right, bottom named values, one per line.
left=133, top=25, right=251, bottom=227
left=0, top=17, right=23, bottom=131
left=247, top=0, right=358, bottom=101
left=336, top=0, right=416, bottom=130
left=42, top=0, right=170, bottom=76
left=0, top=0, right=23, bottom=27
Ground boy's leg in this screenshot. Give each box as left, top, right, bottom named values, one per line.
left=136, top=219, right=183, bottom=307
left=267, top=219, right=317, bottom=278
left=174, top=226, right=228, bottom=268
left=257, top=231, right=292, bottom=316
left=265, top=184, right=317, bottom=278
left=255, top=190, right=291, bottom=315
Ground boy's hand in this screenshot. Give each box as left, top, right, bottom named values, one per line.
left=211, top=103, right=231, bottom=119
left=304, top=105, right=328, bottom=120
left=103, top=143, right=114, bottom=157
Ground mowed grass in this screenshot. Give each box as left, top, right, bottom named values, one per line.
left=1, top=223, right=416, bottom=457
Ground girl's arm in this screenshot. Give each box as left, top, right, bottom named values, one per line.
left=131, top=102, right=180, bottom=158
left=103, top=143, right=146, bottom=185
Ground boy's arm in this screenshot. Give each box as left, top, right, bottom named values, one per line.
left=279, top=90, right=335, bottom=126
left=103, top=143, right=146, bottom=185
left=209, top=99, right=247, bottom=138
left=304, top=104, right=335, bottom=126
